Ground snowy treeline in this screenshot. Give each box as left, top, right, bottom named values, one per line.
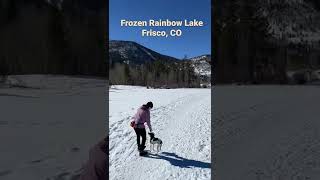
left=109, top=60, right=202, bottom=88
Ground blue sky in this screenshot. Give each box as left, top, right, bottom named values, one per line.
left=109, top=0, right=211, bottom=59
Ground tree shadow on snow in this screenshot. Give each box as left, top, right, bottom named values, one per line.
left=144, top=151, right=211, bottom=169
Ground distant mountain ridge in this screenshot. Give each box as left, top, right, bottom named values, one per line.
left=109, top=40, right=180, bottom=65
left=109, top=40, right=211, bottom=77
left=109, top=40, right=211, bottom=87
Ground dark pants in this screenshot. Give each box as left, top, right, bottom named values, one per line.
left=134, top=128, right=146, bottom=150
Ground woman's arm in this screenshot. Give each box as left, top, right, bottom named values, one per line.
left=146, top=111, right=152, bottom=132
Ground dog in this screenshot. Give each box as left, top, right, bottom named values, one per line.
left=148, top=132, right=163, bottom=152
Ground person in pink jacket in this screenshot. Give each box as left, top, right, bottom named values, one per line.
left=131, top=101, right=153, bottom=151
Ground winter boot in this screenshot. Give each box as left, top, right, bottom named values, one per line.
left=139, top=150, right=148, bottom=156
left=138, top=145, right=146, bottom=151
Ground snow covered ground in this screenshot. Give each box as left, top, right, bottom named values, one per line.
left=214, top=85, right=320, bottom=180
left=0, top=75, right=106, bottom=180
left=109, top=86, right=211, bottom=180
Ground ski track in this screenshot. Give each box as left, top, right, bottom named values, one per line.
left=109, top=86, right=211, bottom=180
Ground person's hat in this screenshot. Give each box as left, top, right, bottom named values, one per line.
left=146, top=101, right=153, bottom=108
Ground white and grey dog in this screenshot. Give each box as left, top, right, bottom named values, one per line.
left=148, top=132, right=163, bottom=152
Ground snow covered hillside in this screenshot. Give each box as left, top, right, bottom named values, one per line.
left=257, top=0, right=320, bottom=44
left=109, top=86, right=211, bottom=180
left=0, top=75, right=106, bottom=180
left=190, top=55, right=211, bottom=77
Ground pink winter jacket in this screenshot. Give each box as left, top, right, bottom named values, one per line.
left=132, top=105, right=152, bottom=131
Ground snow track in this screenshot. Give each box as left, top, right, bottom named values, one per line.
left=109, top=86, right=211, bottom=180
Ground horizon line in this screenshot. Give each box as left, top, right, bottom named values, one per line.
left=109, top=39, right=211, bottom=59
